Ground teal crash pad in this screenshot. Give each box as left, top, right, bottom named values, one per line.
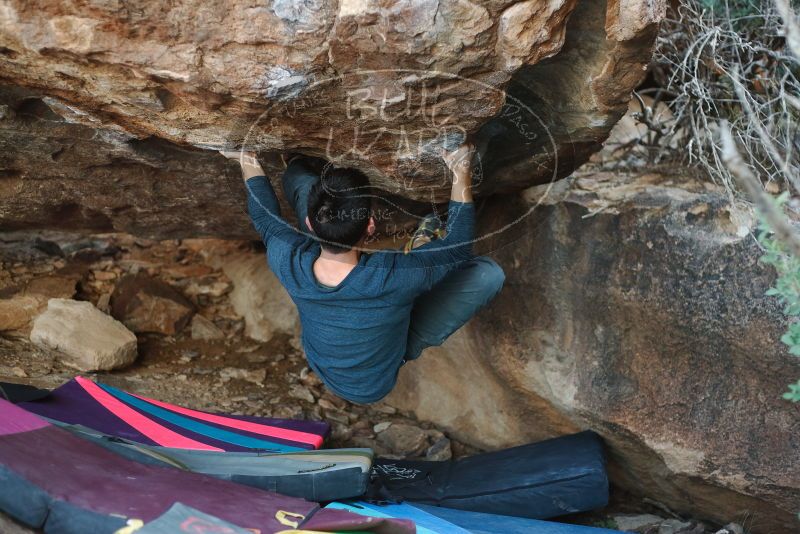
left=328, top=502, right=623, bottom=534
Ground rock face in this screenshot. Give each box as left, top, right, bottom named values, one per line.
left=0, top=272, right=78, bottom=336
left=376, top=423, right=430, bottom=457
left=0, top=85, right=246, bottom=238
left=210, top=251, right=299, bottom=343
left=111, top=273, right=196, bottom=335
left=190, top=314, right=225, bottom=341
left=0, top=511, right=35, bottom=534
left=30, top=298, right=138, bottom=371
left=387, top=172, right=799, bottom=533
left=0, top=295, right=44, bottom=336
left=0, top=0, right=664, bottom=238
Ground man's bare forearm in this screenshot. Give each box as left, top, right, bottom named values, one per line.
left=451, top=167, right=473, bottom=203
left=241, top=163, right=264, bottom=181
left=238, top=153, right=264, bottom=182
left=443, top=142, right=474, bottom=203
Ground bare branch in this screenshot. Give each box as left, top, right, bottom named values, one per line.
left=720, top=123, right=800, bottom=258
left=775, top=0, right=800, bottom=59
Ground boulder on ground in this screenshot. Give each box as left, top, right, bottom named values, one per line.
left=425, top=436, right=453, bottom=461
left=111, top=273, right=195, bottom=335
left=30, top=298, right=138, bottom=371
left=21, top=275, right=78, bottom=299
left=0, top=274, right=79, bottom=336
left=388, top=171, right=798, bottom=533
left=209, top=252, right=298, bottom=343
left=0, top=295, right=46, bottom=337
left=376, top=423, right=430, bottom=457
left=190, top=314, right=225, bottom=340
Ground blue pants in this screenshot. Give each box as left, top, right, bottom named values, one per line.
left=282, top=158, right=505, bottom=361
left=402, top=256, right=504, bottom=361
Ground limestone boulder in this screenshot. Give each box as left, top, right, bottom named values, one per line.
left=29, top=298, right=138, bottom=371
left=0, top=0, right=665, bottom=238
left=209, top=250, right=299, bottom=343
left=387, top=172, right=799, bottom=533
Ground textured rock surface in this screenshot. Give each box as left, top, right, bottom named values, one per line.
left=111, top=273, right=196, bottom=335
left=208, top=250, right=299, bottom=343
left=0, top=272, right=78, bottom=336
left=376, top=423, right=430, bottom=457
left=0, top=0, right=664, bottom=235
left=0, top=294, right=45, bottom=335
left=387, top=172, right=799, bottom=533
left=0, top=511, right=34, bottom=534
left=190, top=314, right=225, bottom=341
left=30, top=298, right=138, bottom=371
left=0, top=85, right=247, bottom=238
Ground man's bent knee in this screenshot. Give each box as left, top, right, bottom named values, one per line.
left=473, top=257, right=505, bottom=299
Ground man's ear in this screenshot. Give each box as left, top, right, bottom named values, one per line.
left=305, top=216, right=315, bottom=234
left=367, top=216, right=376, bottom=236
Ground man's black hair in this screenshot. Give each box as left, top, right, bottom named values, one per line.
left=307, top=167, right=371, bottom=253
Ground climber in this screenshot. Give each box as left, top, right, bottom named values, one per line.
left=220, top=143, right=505, bottom=404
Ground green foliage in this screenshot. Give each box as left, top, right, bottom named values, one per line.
left=757, top=192, right=800, bottom=401
left=591, top=519, right=619, bottom=530
left=698, top=0, right=765, bottom=16
left=698, top=0, right=800, bottom=20
left=697, top=0, right=774, bottom=31
left=785, top=380, right=800, bottom=402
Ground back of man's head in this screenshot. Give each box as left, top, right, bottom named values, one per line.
left=307, top=167, right=371, bottom=253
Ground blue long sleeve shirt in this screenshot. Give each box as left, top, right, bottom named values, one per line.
left=245, top=175, right=475, bottom=403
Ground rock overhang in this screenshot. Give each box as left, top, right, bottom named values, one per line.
left=0, top=0, right=665, bottom=217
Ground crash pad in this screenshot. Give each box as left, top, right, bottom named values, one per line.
left=413, top=503, right=624, bottom=533
left=0, top=398, right=318, bottom=533
left=370, top=430, right=609, bottom=519
left=20, top=376, right=329, bottom=452
left=59, top=421, right=372, bottom=501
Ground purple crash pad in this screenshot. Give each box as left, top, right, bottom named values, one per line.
left=0, top=398, right=317, bottom=531
left=20, top=376, right=329, bottom=452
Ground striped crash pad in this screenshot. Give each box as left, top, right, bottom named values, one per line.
left=19, top=376, right=373, bottom=501
left=20, top=376, right=329, bottom=452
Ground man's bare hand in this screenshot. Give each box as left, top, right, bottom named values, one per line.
left=442, top=141, right=475, bottom=203
left=219, top=150, right=259, bottom=167
left=441, top=142, right=474, bottom=179
left=220, top=150, right=264, bottom=182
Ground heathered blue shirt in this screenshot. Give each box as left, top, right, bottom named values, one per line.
left=246, top=175, right=475, bottom=403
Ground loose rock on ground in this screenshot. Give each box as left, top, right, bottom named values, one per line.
left=29, top=298, right=138, bottom=371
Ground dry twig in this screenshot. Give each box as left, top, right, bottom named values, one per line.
left=720, top=123, right=800, bottom=257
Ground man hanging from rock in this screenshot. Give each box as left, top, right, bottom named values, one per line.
left=220, top=142, right=504, bottom=404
